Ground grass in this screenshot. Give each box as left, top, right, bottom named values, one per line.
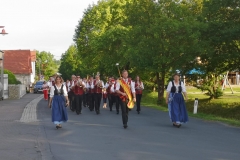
left=141, top=88, right=240, bottom=127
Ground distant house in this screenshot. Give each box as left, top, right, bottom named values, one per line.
left=3, top=50, right=36, bottom=85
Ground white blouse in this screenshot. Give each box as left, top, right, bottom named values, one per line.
left=50, top=84, right=68, bottom=98
left=166, top=81, right=186, bottom=93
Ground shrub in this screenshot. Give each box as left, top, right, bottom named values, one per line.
left=3, top=69, right=20, bottom=84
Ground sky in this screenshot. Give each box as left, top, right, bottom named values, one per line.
left=0, top=0, right=99, bottom=60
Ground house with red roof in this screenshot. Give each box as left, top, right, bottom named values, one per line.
left=3, top=50, right=36, bottom=85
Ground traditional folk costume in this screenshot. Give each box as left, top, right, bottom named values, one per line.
left=110, top=81, right=120, bottom=114
left=94, top=80, right=104, bottom=114
left=73, top=81, right=86, bottom=114
left=42, top=82, right=49, bottom=100
left=116, top=78, right=135, bottom=128
left=83, top=79, right=88, bottom=108
left=105, top=80, right=113, bottom=111
left=50, top=84, right=68, bottom=126
left=47, top=80, right=55, bottom=101
left=167, top=81, right=189, bottom=125
left=102, top=89, right=107, bottom=108
left=67, top=80, right=76, bottom=112
left=135, top=80, right=144, bottom=114
left=87, top=80, right=95, bottom=111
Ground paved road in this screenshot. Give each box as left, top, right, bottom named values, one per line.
left=37, top=98, right=240, bottom=160
left=0, top=94, right=240, bottom=160
left=0, top=93, right=41, bottom=160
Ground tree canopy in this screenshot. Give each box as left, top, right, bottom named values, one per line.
left=59, top=0, right=240, bottom=102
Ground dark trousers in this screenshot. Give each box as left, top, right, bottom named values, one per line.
left=113, top=95, right=120, bottom=112
left=107, top=94, right=112, bottom=109
left=83, top=93, right=88, bottom=107
left=94, top=93, right=102, bottom=112
left=119, top=100, right=129, bottom=125
left=68, top=91, right=75, bottom=111
left=88, top=93, right=95, bottom=111
left=136, top=94, right=142, bottom=111
left=74, top=94, right=83, bottom=114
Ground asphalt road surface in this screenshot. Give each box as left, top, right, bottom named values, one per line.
left=37, top=99, right=240, bottom=160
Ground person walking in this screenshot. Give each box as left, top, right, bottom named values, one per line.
left=166, top=73, right=188, bottom=128
left=135, top=76, right=144, bottom=114
left=116, top=70, right=136, bottom=129
left=42, top=81, right=49, bottom=101
left=48, top=76, right=69, bottom=129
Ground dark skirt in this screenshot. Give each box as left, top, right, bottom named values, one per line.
left=170, top=93, right=189, bottom=124
left=51, top=95, right=68, bottom=124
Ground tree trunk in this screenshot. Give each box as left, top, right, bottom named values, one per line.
left=156, top=72, right=165, bottom=104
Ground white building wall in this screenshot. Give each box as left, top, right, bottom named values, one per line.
left=30, top=61, right=36, bottom=83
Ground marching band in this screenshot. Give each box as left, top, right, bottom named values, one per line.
left=45, top=71, right=144, bottom=129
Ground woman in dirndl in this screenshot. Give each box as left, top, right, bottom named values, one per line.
left=48, top=75, right=69, bottom=129
left=166, top=73, right=188, bottom=128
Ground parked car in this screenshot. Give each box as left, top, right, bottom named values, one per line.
left=34, top=81, right=44, bottom=93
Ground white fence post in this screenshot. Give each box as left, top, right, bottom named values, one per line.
left=193, top=98, right=198, bottom=114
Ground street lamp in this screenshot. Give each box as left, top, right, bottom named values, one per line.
left=0, top=26, right=8, bottom=100
left=0, top=26, right=8, bottom=35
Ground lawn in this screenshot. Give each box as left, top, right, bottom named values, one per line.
left=141, top=86, right=240, bottom=127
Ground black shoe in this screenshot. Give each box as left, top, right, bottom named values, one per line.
left=123, top=124, right=128, bottom=129
left=129, top=109, right=132, bottom=111
left=137, top=111, right=140, bottom=114
left=110, top=108, right=112, bottom=111
left=116, top=111, right=119, bottom=114
left=96, top=110, right=100, bottom=114
left=56, top=125, right=60, bottom=129
left=173, top=123, right=181, bottom=128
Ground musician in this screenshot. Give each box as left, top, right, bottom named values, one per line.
left=135, top=76, right=144, bottom=114
left=87, top=76, right=95, bottom=111
left=105, top=77, right=113, bottom=111
left=67, top=75, right=77, bottom=112
left=110, top=78, right=120, bottom=114
left=102, top=88, right=107, bottom=108
left=72, top=77, right=86, bottom=115
left=94, top=73, right=104, bottom=114
left=116, top=70, right=136, bottom=129
left=82, top=77, right=88, bottom=107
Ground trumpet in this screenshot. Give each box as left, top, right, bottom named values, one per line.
left=77, top=80, right=85, bottom=88
left=96, top=80, right=103, bottom=88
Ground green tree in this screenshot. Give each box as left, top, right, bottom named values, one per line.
left=36, top=51, right=58, bottom=81
left=125, top=0, right=203, bottom=103
left=58, top=45, right=83, bottom=80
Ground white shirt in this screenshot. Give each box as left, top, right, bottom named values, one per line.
left=115, top=78, right=136, bottom=93
left=166, top=81, right=186, bottom=93
left=67, top=80, right=76, bottom=88
left=135, top=81, right=144, bottom=89
left=50, top=84, right=68, bottom=98
left=86, top=81, right=94, bottom=89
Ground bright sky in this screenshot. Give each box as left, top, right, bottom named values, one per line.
left=0, top=0, right=99, bottom=60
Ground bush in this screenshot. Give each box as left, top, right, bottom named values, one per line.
left=3, top=69, right=20, bottom=84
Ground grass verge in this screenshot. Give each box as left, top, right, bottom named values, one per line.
left=142, top=91, right=240, bottom=127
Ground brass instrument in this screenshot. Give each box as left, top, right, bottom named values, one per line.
left=96, top=80, right=103, bottom=88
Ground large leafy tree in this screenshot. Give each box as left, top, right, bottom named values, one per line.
left=125, top=0, right=203, bottom=103
left=36, top=51, right=58, bottom=81
left=58, top=45, right=82, bottom=80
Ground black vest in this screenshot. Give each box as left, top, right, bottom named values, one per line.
left=170, top=81, right=182, bottom=93
left=54, top=85, right=64, bottom=95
